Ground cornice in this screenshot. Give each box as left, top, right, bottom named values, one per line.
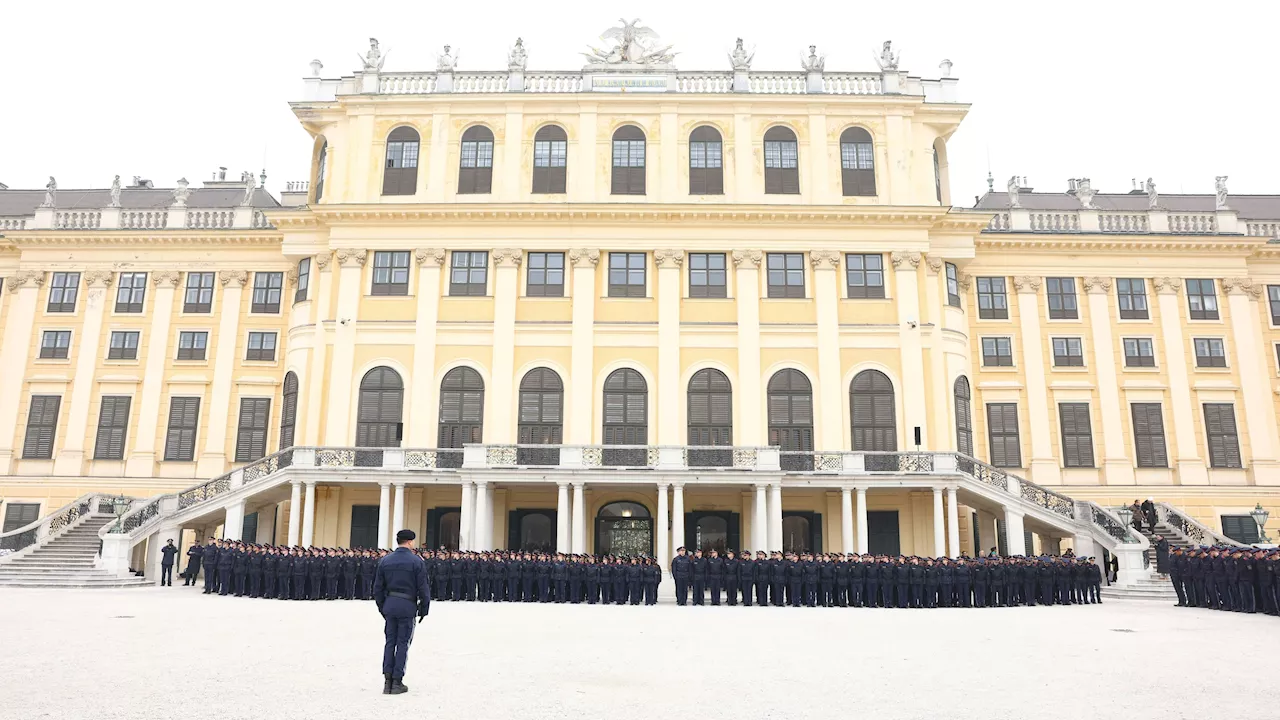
left=5, top=231, right=281, bottom=247
left=976, top=234, right=1264, bottom=254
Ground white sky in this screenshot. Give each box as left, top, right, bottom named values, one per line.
left=2, top=0, right=1278, bottom=204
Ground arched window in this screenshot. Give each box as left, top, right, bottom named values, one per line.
left=603, top=369, right=648, bottom=444
left=532, top=125, right=568, bottom=194
left=438, top=367, right=484, bottom=448
left=840, top=127, right=876, bottom=196
left=610, top=125, right=646, bottom=195
left=782, top=515, right=811, bottom=553
left=596, top=501, right=653, bottom=557
left=695, top=515, right=728, bottom=555
left=458, top=126, right=495, bottom=194
left=954, top=376, right=973, bottom=456
left=382, top=127, right=420, bottom=196
left=314, top=140, right=328, bottom=203
left=517, top=368, right=563, bottom=465
left=688, top=126, right=724, bottom=195
left=518, top=512, right=554, bottom=552
left=356, top=366, right=403, bottom=447
left=850, top=370, right=896, bottom=452
left=767, top=369, right=813, bottom=451
left=763, top=127, right=800, bottom=195
left=436, top=511, right=460, bottom=551
left=279, top=371, right=299, bottom=449
left=687, top=369, right=731, bottom=446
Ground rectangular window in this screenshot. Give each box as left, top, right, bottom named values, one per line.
left=164, top=397, right=201, bottom=462
left=1186, top=278, right=1219, bottom=320
left=1193, top=338, right=1227, bottom=368
left=47, top=272, right=80, bottom=313
left=1220, top=515, right=1261, bottom=544
left=176, top=331, right=208, bottom=361
left=1045, top=277, right=1078, bottom=320
left=688, top=253, right=727, bottom=299
left=371, top=251, right=411, bottom=296
left=39, top=330, right=72, bottom=359
left=976, top=277, right=1008, bottom=319
left=251, top=272, right=283, bottom=313
left=22, top=395, right=61, bottom=459
left=184, top=272, right=215, bottom=313
left=1202, top=403, right=1241, bottom=468
left=526, top=252, right=565, bottom=297
left=295, top=258, right=311, bottom=304
left=1131, top=403, right=1168, bottom=467
left=93, top=395, right=132, bottom=460
left=981, top=337, right=1014, bottom=367
left=766, top=253, right=806, bottom=299
left=108, top=331, right=140, bottom=360
left=607, top=252, right=647, bottom=298
left=1051, top=337, right=1084, bottom=367
left=115, top=272, right=148, bottom=313
left=234, top=397, right=271, bottom=462
left=1117, top=278, right=1149, bottom=320
left=1058, top=402, right=1095, bottom=468
left=1268, top=285, right=1280, bottom=326
left=245, top=331, right=277, bottom=362
left=611, top=139, right=646, bottom=195
left=449, top=251, right=489, bottom=296
left=1123, top=337, right=1156, bottom=367
left=845, top=254, right=885, bottom=299
left=986, top=403, right=1022, bottom=468
left=945, top=263, right=960, bottom=308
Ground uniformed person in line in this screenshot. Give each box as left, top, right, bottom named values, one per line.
left=706, top=549, right=724, bottom=606
left=738, top=551, right=754, bottom=607
left=183, top=540, right=203, bottom=586
left=723, top=550, right=739, bottom=606
left=374, top=529, right=430, bottom=696
left=158, top=539, right=179, bottom=587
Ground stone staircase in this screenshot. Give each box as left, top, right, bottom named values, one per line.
left=0, top=514, right=151, bottom=588
left=1135, top=520, right=1198, bottom=567
left=1096, top=518, right=1189, bottom=602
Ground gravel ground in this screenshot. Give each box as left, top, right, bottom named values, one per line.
left=0, top=587, right=1275, bottom=720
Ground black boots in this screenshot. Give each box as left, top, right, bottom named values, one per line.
left=388, top=677, right=408, bottom=695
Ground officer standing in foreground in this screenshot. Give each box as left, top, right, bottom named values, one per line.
left=373, top=529, right=431, bottom=696
left=159, top=539, right=179, bottom=586
left=182, top=540, right=203, bottom=586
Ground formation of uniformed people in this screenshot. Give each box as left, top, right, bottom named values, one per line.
left=1169, top=546, right=1279, bottom=616
left=193, top=538, right=389, bottom=600
left=421, top=550, right=664, bottom=606
left=668, top=547, right=1104, bottom=608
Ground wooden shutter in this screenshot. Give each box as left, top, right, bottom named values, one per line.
left=1203, top=404, right=1242, bottom=468
left=767, top=370, right=813, bottom=451
left=954, top=377, right=973, bottom=456
left=279, top=372, right=298, bottom=449
left=356, top=367, right=404, bottom=448
left=687, top=369, right=732, bottom=446
left=438, top=368, right=484, bottom=448
left=517, top=368, right=564, bottom=444
left=1130, top=403, right=1168, bottom=467
left=1058, top=403, right=1094, bottom=468
left=986, top=403, right=1021, bottom=468
left=22, top=395, right=61, bottom=460
left=3, top=503, right=41, bottom=533
left=850, top=370, right=896, bottom=452
left=93, top=395, right=132, bottom=460
left=164, top=397, right=201, bottom=461
left=235, top=397, right=271, bottom=462
left=603, top=369, right=647, bottom=445
left=1220, top=515, right=1261, bottom=544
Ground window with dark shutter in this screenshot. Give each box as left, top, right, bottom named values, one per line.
left=108, top=331, right=140, bottom=360
left=115, top=272, right=148, bottom=313
left=438, top=367, right=483, bottom=448
left=1051, top=337, right=1084, bottom=367
left=766, top=253, right=805, bottom=298
left=767, top=369, right=813, bottom=451
left=176, top=331, right=208, bottom=361
left=371, top=251, right=411, bottom=296
left=47, top=272, right=80, bottom=313
left=2, top=502, right=40, bottom=533
left=608, top=252, right=646, bottom=298
left=163, top=397, right=201, bottom=461
left=458, top=126, right=495, bottom=194
left=526, top=252, right=564, bottom=297
left=1220, top=515, right=1262, bottom=544
left=22, top=395, right=61, bottom=459
left=763, top=126, right=800, bottom=195
left=1202, top=403, right=1242, bottom=468
left=245, top=332, right=277, bottom=362
left=279, top=372, right=298, bottom=449
left=688, top=126, right=724, bottom=195
left=981, top=337, right=1014, bottom=367
left=687, top=369, right=732, bottom=445
left=850, top=370, right=896, bottom=451
left=1130, top=403, right=1168, bottom=468
left=449, top=251, right=489, bottom=296
left=251, top=272, right=283, bottom=313
left=1123, top=337, right=1156, bottom=367
left=603, top=369, right=647, bottom=445
left=382, top=126, right=420, bottom=195
left=1045, top=278, right=1078, bottom=319
left=357, top=366, right=404, bottom=447
left=93, top=395, right=132, bottom=460
left=184, top=272, right=215, bottom=313
left=976, top=277, right=1008, bottom=319
left=234, top=397, right=272, bottom=462
left=611, top=125, right=646, bottom=195
left=1193, top=338, right=1227, bottom=368
left=1058, top=403, right=1094, bottom=468
left=945, top=263, right=961, bottom=308
left=954, top=376, right=973, bottom=456
left=1117, top=278, right=1149, bottom=320
left=839, top=127, right=876, bottom=196
left=517, top=368, right=563, bottom=444
left=688, top=253, right=727, bottom=298
left=294, top=258, right=311, bottom=304
left=39, top=331, right=72, bottom=359
left=531, top=125, right=567, bottom=194
left=986, top=403, right=1021, bottom=468
left=845, top=254, right=885, bottom=298
left=1186, top=279, right=1219, bottom=320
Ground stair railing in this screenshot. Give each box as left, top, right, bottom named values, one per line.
left=0, top=492, right=119, bottom=562
left=1156, top=502, right=1246, bottom=548
left=1077, top=501, right=1152, bottom=586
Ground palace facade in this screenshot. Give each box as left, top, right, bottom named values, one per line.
left=1, top=30, right=1276, bottom=580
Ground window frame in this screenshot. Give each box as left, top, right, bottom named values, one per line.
left=294, top=258, right=311, bottom=304
left=607, top=252, right=647, bottom=298
left=517, top=368, right=565, bottom=445
left=688, top=125, right=724, bottom=196
left=687, top=368, right=732, bottom=446
left=107, top=330, right=140, bottom=361
left=245, top=331, right=278, bottom=362
left=975, top=277, right=1009, bottom=320
left=1058, top=402, right=1095, bottom=468
left=1045, top=277, right=1079, bottom=320
left=250, top=271, right=284, bottom=314
left=763, top=126, right=800, bottom=195
left=458, top=126, right=495, bottom=195
left=765, top=253, right=806, bottom=299
left=1202, top=403, right=1242, bottom=469
left=980, top=336, right=1014, bottom=367
left=47, top=272, right=80, bottom=313
left=1185, top=278, right=1219, bottom=320
left=382, top=126, right=421, bottom=196
left=945, top=263, right=961, bottom=308
left=688, top=252, right=728, bottom=299
left=183, top=272, right=215, bottom=314
left=1122, top=337, right=1156, bottom=368
left=114, top=272, right=148, bottom=313
left=371, top=251, right=411, bottom=296
left=525, top=252, right=565, bottom=298
left=234, top=396, right=272, bottom=462
left=22, top=395, right=62, bottom=460
left=1192, top=337, right=1227, bottom=368
left=448, top=251, right=489, bottom=297
left=93, top=395, right=132, bottom=461
left=176, top=331, right=209, bottom=361
left=39, top=330, right=72, bottom=359
left=163, top=396, right=201, bottom=462
left=839, top=127, right=876, bottom=196
left=610, top=125, right=647, bottom=196
left=1116, top=278, right=1149, bottom=320
left=844, top=253, right=886, bottom=299
left=1050, top=337, right=1085, bottom=367
left=1131, top=403, right=1168, bottom=468
left=985, top=402, right=1022, bottom=468
left=531, top=125, right=568, bottom=195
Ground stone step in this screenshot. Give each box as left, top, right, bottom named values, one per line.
left=0, top=566, right=109, bottom=573
left=0, top=578, right=151, bottom=588
left=6, top=561, right=99, bottom=569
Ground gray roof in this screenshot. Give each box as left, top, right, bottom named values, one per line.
left=0, top=187, right=280, bottom=216
left=974, top=191, right=1280, bottom=220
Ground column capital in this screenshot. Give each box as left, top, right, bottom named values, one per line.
left=1221, top=277, right=1262, bottom=299
left=7, top=270, right=44, bottom=293
left=152, top=270, right=181, bottom=288
left=378, top=480, right=390, bottom=488
left=769, top=481, right=782, bottom=490
left=218, top=270, right=248, bottom=288
left=569, top=248, right=600, bottom=267
left=656, top=480, right=671, bottom=489
left=889, top=250, right=922, bottom=269
left=946, top=485, right=959, bottom=493
left=854, top=485, right=868, bottom=494
left=555, top=479, right=570, bottom=488
left=492, top=249, right=523, bottom=267
left=304, top=479, right=316, bottom=487
left=925, top=256, right=943, bottom=275
left=654, top=249, right=685, bottom=268
left=336, top=248, right=368, bottom=267
left=286, top=268, right=299, bottom=287
left=392, top=481, right=406, bottom=489
left=956, top=273, right=972, bottom=292
left=414, top=247, right=446, bottom=266
left=1153, top=276, right=1181, bottom=295
left=809, top=249, right=840, bottom=270
left=840, top=486, right=852, bottom=495
left=290, top=479, right=302, bottom=487
left=83, top=269, right=114, bottom=288
left=1012, top=275, right=1041, bottom=293
left=731, top=249, right=763, bottom=267
left=314, top=253, right=333, bottom=272
left=1082, top=276, right=1112, bottom=294
left=1003, top=507, right=1025, bottom=519
left=571, top=480, right=585, bottom=489
left=670, top=481, right=686, bottom=490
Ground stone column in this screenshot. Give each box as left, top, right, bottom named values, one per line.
left=840, top=487, right=854, bottom=554
left=805, top=108, right=830, bottom=203
left=490, top=251, right=522, bottom=442
left=484, top=483, right=495, bottom=549
left=1013, top=276, right=1058, bottom=483
left=892, top=252, right=928, bottom=448
left=768, top=483, right=783, bottom=552
left=656, top=482, right=670, bottom=563
left=556, top=481, right=570, bottom=553
left=856, top=487, right=869, bottom=554
left=976, top=509, right=996, bottom=556
left=1004, top=508, right=1027, bottom=556
left=53, top=271, right=113, bottom=475
left=124, top=271, right=179, bottom=476
left=473, top=480, right=488, bottom=551
left=301, top=481, right=317, bottom=546
left=571, top=481, right=586, bottom=554
left=287, top=480, right=302, bottom=547
left=932, top=487, right=946, bottom=557
left=1153, top=278, right=1207, bottom=484
left=671, top=484, right=685, bottom=553
left=408, top=249, right=444, bottom=446
left=946, top=486, right=960, bottom=558
left=1083, top=277, right=1133, bottom=484
left=733, top=251, right=764, bottom=444
left=924, top=257, right=953, bottom=448
left=303, top=254, right=333, bottom=444
left=655, top=250, right=684, bottom=444
left=459, top=481, right=474, bottom=551
left=812, top=251, right=843, bottom=450
left=753, top=484, right=768, bottom=551
left=196, top=270, right=247, bottom=477
left=1223, top=279, right=1279, bottom=474
left=568, top=249, right=599, bottom=444
left=324, top=249, right=367, bottom=445
left=0, top=272, right=42, bottom=473
left=392, top=482, right=406, bottom=542
left=378, top=482, right=391, bottom=549
left=224, top=499, right=246, bottom=541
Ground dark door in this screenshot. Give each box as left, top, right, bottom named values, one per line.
left=866, top=510, right=900, bottom=556
left=241, top=512, right=258, bottom=544
left=782, top=511, right=823, bottom=553
left=508, top=509, right=557, bottom=553
left=684, top=511, right=739, bottom=555
left=427, top=506, right=461, bottom=551
left=350, top=505, right=379, bottom=549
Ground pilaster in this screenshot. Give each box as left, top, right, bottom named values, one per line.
left=655, top=249, right=684, bottom=444
left=426, top=111, right=450, bottom=202
left=572, top=104, right=598, bottom=203
left=1082, top=277, right=1133, bottom=484
left=409, top=249, right=445, bottom=446
left=1153, top=278, right=1207, bottom=484
left=53, top=271, right=113, bottom=475
left=812, top=250, right=843, bottom=450
left=324, top=249, right=366, bottom=445
left=378, top=482, right=391, bottom=550
left=0, top=273, right=41, bottom=474
left=125, top=271, right=179, bottom=476
left=196, top=270, right=247, bottom=477
left=1013, top=275, right=1058, bottom=483
left=490, top=250, right=522, bottom=443
left=555, top=481, right=570, bottom=553
left=659, top=106, right=679, bottom=203
left=892, top=251, right=928, bottom=448
left=500, top=108, right=524, bottom=202
left=733, top=250, right=763, bottom=445
left=303, top=253, right=333, bottom=444
left=1222, top=279, right=1279, bottom=474
left=568, top=249, right=598, bottom=443
left=806, top=108, right=830, bottom=203
left=924, top=257, right=951, bottom=449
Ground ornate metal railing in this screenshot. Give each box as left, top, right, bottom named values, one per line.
left=111, top=498, right=161, bottom=534
left=515, top=445, right=561, bottom=466
left=1020, top=481, right=1076, bottom=519
left=954, top=455, right=1010, bottom=493
left=779, top=451, right=815, bottom=472
left=1083, top=502, right=1139, bottom=544
left=179, top=474, right=232, bottom=509
left=687, top=447, right=733, bottom=468
left=598, top=446, right=658, bottom=469
left=0, top=492, right=117, bottom=554
left=436, top=450, right=464, bottom=469
left=864, top=452, right=936, bottom=473
left=1157, top=502, right=1245, bottom=547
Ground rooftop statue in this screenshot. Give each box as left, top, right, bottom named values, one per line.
left=1007, top=176, right=1021, bottom=209
left=241, top=172, right=257, bottom=207
left=728, top=38, right=754, bottom=71
left=875, top=41, right=900, bottom=71
left=508, top=38, right=527, bottom=72
left=1215, top=175, right=1229, bottom=210
left=109, top=175, right=121, bottom=208
left=438, top=45, right=458, bottom=72
left=42, top=176, right=57, bottom=208
left=582, top=18, right=676, bottom=67
left=1076, top=177, right=1097, bottom=209
left=173, top=178, right=191, bottom=207
left=801, top=45, right=825, bottom=72
left=357, top=38, right=387, bottom=72
left=1145, top=177, right=1159, bottom=210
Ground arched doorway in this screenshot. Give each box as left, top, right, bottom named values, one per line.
left=594, top=501, right=653, bottom=557
left=508, top=509, right=556, bottom=553
left=427, top=507, right=460, bottom=551
left=683, top=511, right=740, bottom=554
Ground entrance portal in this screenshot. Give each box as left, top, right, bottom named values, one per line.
left=594, top=501, right=653, bottom=556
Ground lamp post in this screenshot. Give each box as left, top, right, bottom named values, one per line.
left=1250, top=503, right=1270, bottom=544
left=1117, top=506, right=1133, bottom=536
left=112, top=493, right=130, bottom=532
